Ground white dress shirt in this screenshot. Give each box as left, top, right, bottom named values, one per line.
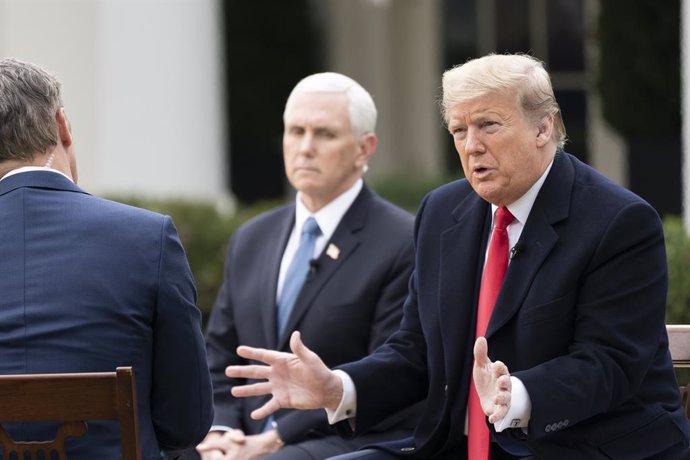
left=276, top=179, right=363, bottom=298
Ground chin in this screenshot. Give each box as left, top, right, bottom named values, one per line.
left=476, top=189, right=502, bottom=206
left=294, top=182, right=321, bottom=195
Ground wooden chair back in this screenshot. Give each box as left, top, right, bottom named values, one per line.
left=0, top=366, right=141, bottom=460
left=667, top=324, right=690, bottom=418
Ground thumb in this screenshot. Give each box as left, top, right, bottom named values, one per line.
left=227, top=428, right=246, bottom=443
left=290, top=330, right=308, bottom=358
left=291, top=330, right=322, bottom=366
left=474, top=336, right=490, bottom=368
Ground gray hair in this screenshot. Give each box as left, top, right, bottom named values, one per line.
left=441, top=54, right=567, bottom=148
left=0, top=58, right=63, bottom=161
left=284, top=72, right=377, bottom=137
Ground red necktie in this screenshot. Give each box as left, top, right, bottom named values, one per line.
left=468, top=206, right=515, bottom=460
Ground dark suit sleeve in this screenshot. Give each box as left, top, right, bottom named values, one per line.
left=512, top=201, right=669, bottom=441
left=205, top=235, right=246, bottom=429
left=337, top=196, right=433, bottom=436
left=151, top=216, right=214, bottom=451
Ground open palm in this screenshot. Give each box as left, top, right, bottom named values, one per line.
left=226, top=331, right=344, bottom=420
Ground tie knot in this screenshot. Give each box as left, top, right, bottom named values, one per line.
left=494, top=207, right=514, bottom=230
left=302, top=217, right=321, bottom=237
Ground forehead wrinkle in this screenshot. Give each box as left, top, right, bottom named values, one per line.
left=450, top=101, right=518, bottom=129
left=286, top=106, right=349, bottom=133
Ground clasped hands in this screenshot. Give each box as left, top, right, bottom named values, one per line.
left=225, top=332, right=511, bottom=426
left=196, top=429, right=281, bottom=460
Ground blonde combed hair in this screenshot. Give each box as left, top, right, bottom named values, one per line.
left=441, top=54, right=567, bottom=148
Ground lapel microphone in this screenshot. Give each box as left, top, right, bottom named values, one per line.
left=509, top=245, right=520, bottom=260
left=308, top=259, right=320, bottom=280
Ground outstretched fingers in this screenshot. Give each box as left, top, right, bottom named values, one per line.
left=226, top=363, right=271, bottom=381
left=488, top=359, right=512, bottom=423
left=250, top=397, right=283, bottom=420
left=492, top=360, right=511, bottom=397
left=235, top=345, right=289, bottom=365
left=230, top=381, right=273, bottom=398
left=225, top=332, right=336, bottom=417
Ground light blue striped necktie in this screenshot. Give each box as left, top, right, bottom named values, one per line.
left=276, top=217, right=321, bottom=339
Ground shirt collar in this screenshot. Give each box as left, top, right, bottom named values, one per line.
left=1, top=166, right=73, bottom=183
left=490, top=159, right=554, bottom=225
left=295, top=178, right=363, bottom=240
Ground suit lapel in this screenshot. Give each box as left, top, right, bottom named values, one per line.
left=276, top=186, right=371, bottom=350
left=260, top=207, right=295, bottom=350
left=438, top=192, right=491, bottom=378
left=486, top=152, right=574, bottom=337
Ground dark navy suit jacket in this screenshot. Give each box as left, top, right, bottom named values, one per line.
left=0, top=171, right=213, bottom=459
left=206, top=185, right=420, bottom=445
left=339, top=152, right=690, bottom=459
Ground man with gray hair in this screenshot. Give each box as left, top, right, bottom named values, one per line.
left=196, top=72, right=419, bottom=459
left=226, top=54, right=690, bottom=459
left=0, top=57, right=213, bottom=458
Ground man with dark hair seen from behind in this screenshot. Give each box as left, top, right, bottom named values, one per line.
left=226, top=54, right=690, bottom=459
left=194, top=72, right=419, bottom=460
left=0, top=57, right=213, bottom=459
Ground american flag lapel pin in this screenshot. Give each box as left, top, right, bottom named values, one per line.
left=326, top=243, right=340, bottom=260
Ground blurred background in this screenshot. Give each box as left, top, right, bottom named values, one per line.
left=1, top=0, right=689, bottom=325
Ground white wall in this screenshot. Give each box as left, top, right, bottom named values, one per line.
left=0, top=0, right=228, bottom=201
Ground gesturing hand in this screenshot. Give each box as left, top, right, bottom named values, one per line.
left=472, top=337, right=512, bottom=424
left=226, top=331, right=344, bottom=420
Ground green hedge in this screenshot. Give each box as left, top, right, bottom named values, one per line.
left=111, top=184, right=690, bottom=329
left=372, top=173, right=463, bottom=213
left=663, top=216, right=690, bottom=324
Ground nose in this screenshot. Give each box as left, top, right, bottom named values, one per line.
left=299, top=132, right=315, bottom=155
left=464, top=126, right=485, bottom=155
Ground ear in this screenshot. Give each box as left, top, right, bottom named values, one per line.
left=355, top=132, right=377, bottom=169
left=535, top=115, right=554, bottom=148
left=55, top=107, right=73, bottom=148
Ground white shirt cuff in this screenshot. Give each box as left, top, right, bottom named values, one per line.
left=208, top=425, right=232, bottom=432
left=493, top=376, right=531, bottom=432
left=325, top=370, right=357, bottom=425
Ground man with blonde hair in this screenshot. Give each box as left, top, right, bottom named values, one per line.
left=226, top=54, right=690, bottom=459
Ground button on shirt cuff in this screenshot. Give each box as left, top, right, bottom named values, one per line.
left=494, top=376, right=531, bottom=432
left=325, top=370, right=357, bottom=425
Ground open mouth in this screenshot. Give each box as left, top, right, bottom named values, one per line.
left=474, top=166, right=492, bottom=175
